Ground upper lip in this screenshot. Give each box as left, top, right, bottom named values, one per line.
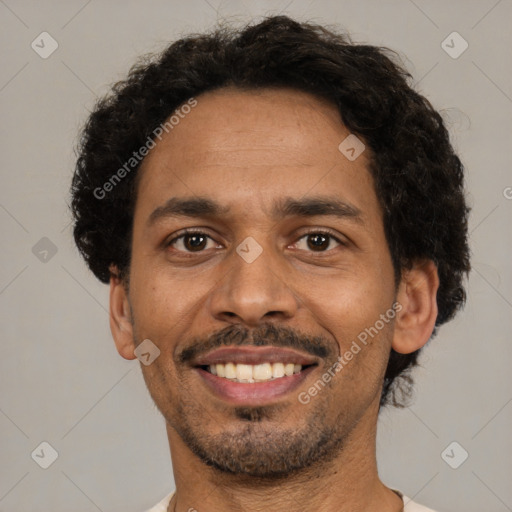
left=192, top=346, right=319, bottom=367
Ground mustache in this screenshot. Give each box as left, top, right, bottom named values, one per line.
left=177, top=323, right=333, bottom=365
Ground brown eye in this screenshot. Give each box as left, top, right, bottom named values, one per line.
left=307, top=233, right=330, bottom=251
left=294, top=232, right=342, bottom=252
left=168, top=232, right=217, bottom=252
left=183, top=234, right=208, bottom=251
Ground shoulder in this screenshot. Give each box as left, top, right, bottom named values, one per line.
left=392, top=488, right=438, bottom=512
left=142, top=492, right=174, bottom=512
left=402, top=494, right=438, bottom=511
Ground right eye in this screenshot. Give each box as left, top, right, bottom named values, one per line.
left=166, top=230, right=221, bottom=253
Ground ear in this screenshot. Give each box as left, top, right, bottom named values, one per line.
left=392, top=260, right=439, bottom=354
left=109, top=268, right=137, bottom=360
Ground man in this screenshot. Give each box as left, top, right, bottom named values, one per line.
left=71, top=15, right=470, bottom=512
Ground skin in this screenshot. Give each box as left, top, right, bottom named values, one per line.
left=109, top=87, right=439, bottom=512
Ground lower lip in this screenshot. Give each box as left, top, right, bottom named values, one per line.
left=195, top=366, right=317, bottom=406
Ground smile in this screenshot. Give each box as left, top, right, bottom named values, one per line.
left=191, top=346, right=319, bottom=405
left=205, top=362, right=305, bottom=383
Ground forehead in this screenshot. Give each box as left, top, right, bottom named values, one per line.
left=135, top=87, right=377, bottom=222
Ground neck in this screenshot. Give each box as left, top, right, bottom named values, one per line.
left=165, top=400, right=403, bottom=512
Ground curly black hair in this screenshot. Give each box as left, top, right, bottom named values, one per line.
left=70, top=15, right=470, bottom=408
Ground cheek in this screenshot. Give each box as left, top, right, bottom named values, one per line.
left=128, top=257, right=220, bottom=354
left=130, top=275, right=192, bottom=335
left=297, top=264, right=396, bottom=344
left=296, top=264, right=397, bottom=398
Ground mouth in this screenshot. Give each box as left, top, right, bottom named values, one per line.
left=192, top=346, right=320, bottom=405
left=201, top=361, right=313, bottom=382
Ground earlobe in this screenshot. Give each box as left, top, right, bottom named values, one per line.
left=109, top=269, right=137, bottom=360
left=392, top=260, right=439, bottom=355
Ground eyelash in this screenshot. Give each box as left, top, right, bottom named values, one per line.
left=165, top=228, right=347, bottom=253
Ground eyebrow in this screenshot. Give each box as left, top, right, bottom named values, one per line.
left=148, top=197, right=230, bottom=226
left=272, top=196, right=363, bottom=223
left=147, top=195, right=363, bottom=226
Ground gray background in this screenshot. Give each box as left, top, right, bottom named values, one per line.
left=1, top=1, right=511, bottom=511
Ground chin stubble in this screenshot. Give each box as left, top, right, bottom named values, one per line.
left=171, top=396, right=348, bottom=479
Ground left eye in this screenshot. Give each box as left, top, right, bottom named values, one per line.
left=169, top=233, right=218, bottom=252
left=294, top=233, right=342, bottom=252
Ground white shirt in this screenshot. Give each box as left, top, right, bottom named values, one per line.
left=143, top=489, right=438, bottom=511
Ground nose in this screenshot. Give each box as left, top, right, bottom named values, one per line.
left=208, top=239, right=299, bottom=327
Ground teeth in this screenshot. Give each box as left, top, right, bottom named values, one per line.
left=284, top=363, right=295, bottom=376
left=253, top=363, right=272, bottom=381
left=236, top=364, right=253, bottom=382
left=272, top=362, right=285, bottom=378
left=207, top=362, right=303, bottom=382
left=215, top=364, right=225, bottom=378
left=225, top=362, right=236, bottom=379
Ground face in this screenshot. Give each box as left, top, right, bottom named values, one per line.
left=121, top=87, right=399, bottom=477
